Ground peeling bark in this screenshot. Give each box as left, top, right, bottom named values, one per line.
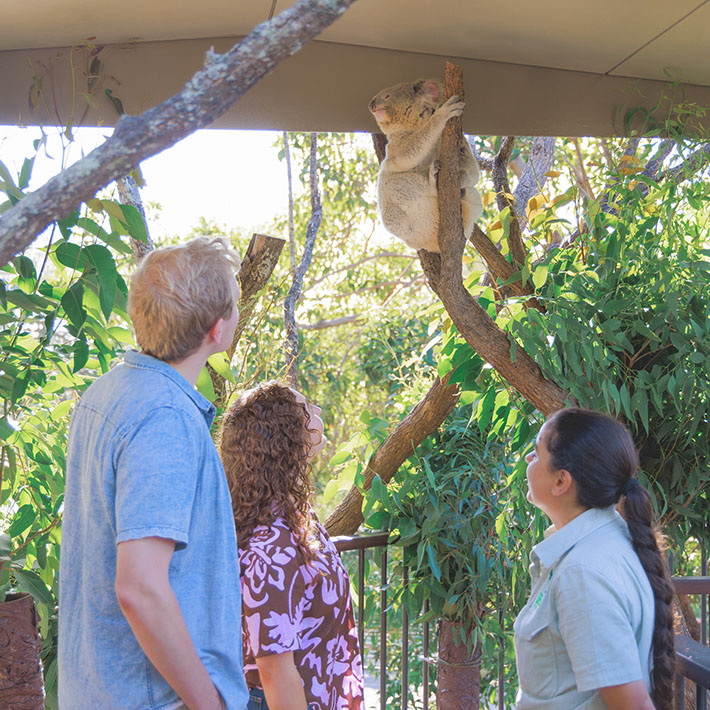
left=0, top=0, right=359, bottom=266
left=324, top=374, right=459, bottom=536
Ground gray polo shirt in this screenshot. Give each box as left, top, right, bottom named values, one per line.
left=514, top=506, right=654, bottom=710
left=58, top=352, right=248, bottom=710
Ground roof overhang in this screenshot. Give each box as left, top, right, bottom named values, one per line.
left=2, top=0, right=709, bottom=137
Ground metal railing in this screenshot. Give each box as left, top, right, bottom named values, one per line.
left=334, top=532, right=710, bottom=710
left=333, top=532, right=434, bottom=709
left=673, top=542, right=710, bottom=710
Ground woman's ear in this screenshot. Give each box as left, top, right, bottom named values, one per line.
left=551, top=469, right=575, bottom=497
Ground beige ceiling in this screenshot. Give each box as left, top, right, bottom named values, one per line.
left=1, top=0, right=709, bottom=135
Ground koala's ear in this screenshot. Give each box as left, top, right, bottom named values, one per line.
left=421, top=81, right=440, bottom=101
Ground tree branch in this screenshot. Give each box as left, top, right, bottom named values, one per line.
left=284, top=133, right=322, bottom=386
left=420, top=63, right=571, bottom=416
left=0, top=0, right=359, bottom=266
left=492, top=136, right=527, bottom=270
left=641, top=139, right=674, bottom=180
left=512, top=137, right=556, bottom=231
left=657, top=142, right=710, bottom=184
left=316, top=275, right=425, bottom=300
left=116, top=175, right=154, bottom=260
left=303, top=252, right=413, bottom=292
left=325, top=374, right=460, bottom=536
left=228, top=233, right=286, bottom=360
left=283, top=131, right=297, bottom=276
left=467, top=136, right=494, bottom=172
left=297, top=314, right=364, bottom=330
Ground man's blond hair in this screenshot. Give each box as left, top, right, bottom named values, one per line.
left=127, top=237, right=241, bottom=363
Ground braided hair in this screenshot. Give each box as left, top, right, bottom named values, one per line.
left=545, top=408, right=676, bottom=709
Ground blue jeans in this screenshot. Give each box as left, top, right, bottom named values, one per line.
left=247, top=687, right=316, bottom=710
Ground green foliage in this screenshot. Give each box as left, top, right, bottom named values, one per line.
left=510, top=157, right=710, bottom=538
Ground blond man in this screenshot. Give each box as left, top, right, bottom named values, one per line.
left=58, top=238, right=248, bottom=710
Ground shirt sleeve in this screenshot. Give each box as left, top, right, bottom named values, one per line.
left=553, top=563, right=643, bottom=691
left=240, top=527, right=307, bottom=658
left=115, top=406, right=200, bottom=549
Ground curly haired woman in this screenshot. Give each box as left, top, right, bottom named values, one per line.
left=514, top=408, right=676, bottom=710
left=219, top=381, right=364, bottom=710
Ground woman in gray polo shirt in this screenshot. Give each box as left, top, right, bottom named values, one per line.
left=514, top=408, right=675, bottom=710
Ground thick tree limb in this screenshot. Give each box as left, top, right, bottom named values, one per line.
left=228, top=233, right=285, bottom=360
left=116, top=175, right=154, bottom=260
left=468, top=225, right=529, bottom=298
left=512, top=137, right=556, bottom=230
left=324, top=374, right=460, bottom=536
left=420, top=63, right=571, bottom=416
left=657, top=142, right=710, bottom=184
left=284, top=134, right=322, bottom=386
left=0, top=0, right=358, bottom=266
left=641, top=139, right=674, bottom=180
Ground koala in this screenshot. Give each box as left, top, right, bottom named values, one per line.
left=368, top=79, right=483, bottom=252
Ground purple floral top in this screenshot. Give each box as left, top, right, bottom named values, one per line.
left=239, top=512, right=364, bottom=710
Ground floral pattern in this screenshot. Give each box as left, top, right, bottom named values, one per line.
left=239, top=513, right=364, bottom=710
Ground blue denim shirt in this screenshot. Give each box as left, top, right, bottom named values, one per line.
left=58, top=351, right=248, bottom=710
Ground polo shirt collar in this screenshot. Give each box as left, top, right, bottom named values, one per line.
left=124, top=350, right=216, bottom=425
left=532, top=506, right=618, bottom=569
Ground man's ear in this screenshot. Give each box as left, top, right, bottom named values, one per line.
left=206, top=318, right=223, bottom=345
left=551, top=469, right=575, bottom=497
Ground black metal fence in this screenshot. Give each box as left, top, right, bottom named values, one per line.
left=333, top=533, right=710, bottom=710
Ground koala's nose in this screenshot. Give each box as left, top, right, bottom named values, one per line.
left=368, top=99, right=377, bottom=112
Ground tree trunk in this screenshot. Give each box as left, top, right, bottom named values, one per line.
left=423, top=63, right=572, bottom=416
left=0, top=593, right=44, bottom=710
left=436, top=618, right=481, bottom=710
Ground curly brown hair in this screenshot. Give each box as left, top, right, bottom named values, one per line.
left=219, top=381, right=319, bottom=561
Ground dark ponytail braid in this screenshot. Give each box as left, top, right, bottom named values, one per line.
left=623, top=482, right=676, bottom=710
left=546, top=408, right=676, bottom=709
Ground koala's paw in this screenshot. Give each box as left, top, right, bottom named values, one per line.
left=438, top=95, right=465, bottom=121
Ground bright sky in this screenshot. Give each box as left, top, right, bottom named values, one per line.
left=0, top=125, right=291, bottom=242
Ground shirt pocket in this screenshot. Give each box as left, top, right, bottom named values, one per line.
left=514, top=599, right=559, bottom=699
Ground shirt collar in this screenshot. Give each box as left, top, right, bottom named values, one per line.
left=532, top=506, right=618, bottom=569
left=124, top=350, right=216, bottom=425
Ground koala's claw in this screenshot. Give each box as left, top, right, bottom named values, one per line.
left=438, top=95, right=465, bottom=120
